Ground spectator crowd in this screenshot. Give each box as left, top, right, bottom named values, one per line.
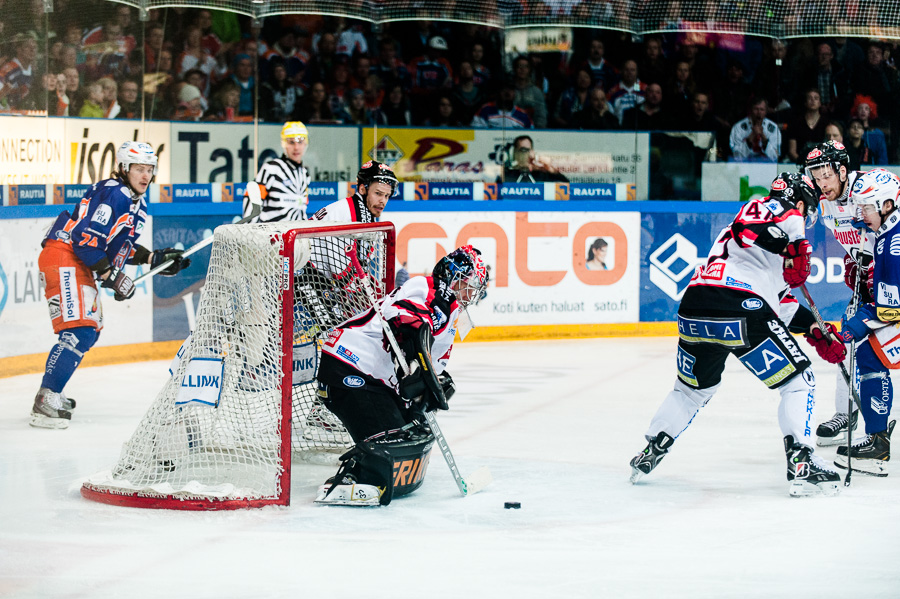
left=1, top=0, right=899, bottom=165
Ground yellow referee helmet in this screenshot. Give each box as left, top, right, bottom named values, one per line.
left=281, top=121, right=309, bottom=141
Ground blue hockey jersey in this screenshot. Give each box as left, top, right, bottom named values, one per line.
left=44, top=177, right=148, bottom=271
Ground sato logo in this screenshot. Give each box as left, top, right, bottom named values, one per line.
left=343, top=375, right=365, bottom=388
left=742, top=298, right=763, bottom=310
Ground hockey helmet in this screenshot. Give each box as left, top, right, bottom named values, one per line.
left=357, top=160, right=399, bottom=197
left=432, top=245, right=489, bottom=308
left=852, top=168, right=900, bottom=218
left=280, top=121, right=309, bottom=141
left=116, top=141, right=158, bottom=176
left=803, top=140, right=849, bottom=181
left=769, top=172, right=821, bottom=227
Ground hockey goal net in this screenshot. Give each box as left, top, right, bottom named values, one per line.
left=81, top=221, right=395, bottom=509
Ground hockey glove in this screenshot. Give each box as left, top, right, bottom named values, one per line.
left=101, top=270, right=135, bottom=301
left=804, top=323, right=847, bottom=364
left=438, top=372, right=456, bottom=402
left=782, top=239, right=812, bottom=288
left=843, top=254, right=875, bottom=303
left=840, top=303, right=880, bottom=342
left=151, top=248, right=191, bottom=276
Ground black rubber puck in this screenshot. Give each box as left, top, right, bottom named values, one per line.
left=504, top=501, right=521, bottom=509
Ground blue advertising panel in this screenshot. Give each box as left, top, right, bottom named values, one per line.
left=160, top=184, right=214, bottom=203
left=500, top=183, right=543, bottom=199
left=309, top=182, right=341, bottom=202
left=53, top=184, right=93, bottom=204
left=641, top=209, right=856, bottom=322
left=427, top=182, right=473, bottom=200
left=569, top=183, right=617, bottom=200
left=10, top=185, right=46, bottom=205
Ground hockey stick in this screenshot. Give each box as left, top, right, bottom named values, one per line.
left=344, top=246, right=492, bottom=496
left=800, top=284, right=858, bottom=486
left=133, top=183, right=263, bottom=284
left=798, top=284, right=861, bottom=406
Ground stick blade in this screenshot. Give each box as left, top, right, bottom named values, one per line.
left=463, top=466, right=493, bottom=496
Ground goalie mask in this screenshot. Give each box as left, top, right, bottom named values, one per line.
left=433, top=245, right=489, bottom=309
left=769, top=172, right=821, bottom=228
left=851, top=168, right=900, bottom=229
left=357, top=160, right=399, bottom=197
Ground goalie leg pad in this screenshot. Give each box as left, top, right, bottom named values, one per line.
left=317, top=441, right=395, bottom=506
left=369, top=424, right=436, bottom=497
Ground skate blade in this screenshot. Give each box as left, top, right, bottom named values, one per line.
left=833, top=456, right=888, bottom=477
left=629, top=467, right=645, bottom=484
left=789, top=480, right=840, bottom=497
left=29, top=413, right=69, bottom=429
left=816, top=433, right=848, bottom=447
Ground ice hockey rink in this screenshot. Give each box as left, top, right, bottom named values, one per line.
left=2, top=336, right=899, bottom=598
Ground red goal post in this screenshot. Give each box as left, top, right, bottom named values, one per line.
left=81, top=221, right=396, bottom=510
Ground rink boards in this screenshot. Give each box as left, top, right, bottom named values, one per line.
left=0, top=198, right=854, bottom=372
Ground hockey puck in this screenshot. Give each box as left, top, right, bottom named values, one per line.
left=504, top=501, right=521, bottom=509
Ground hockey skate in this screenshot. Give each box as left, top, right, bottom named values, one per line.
left=816, top=411, right=858, bottom=447
left=29, top=388, right=72, bottom=429
left=834, top=420, right=894, bottom=477
left=60, top=393, right=76, bottom=411
left=303, top=402, right=352, bottom=445
left=315, top=474, right=383, bottom=506
left=784, top=436, right=840, bottom=497
left=630, top=432, right=674, bottom=484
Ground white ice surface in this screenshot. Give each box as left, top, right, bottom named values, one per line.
left=2, top=337, right=899, bottom=598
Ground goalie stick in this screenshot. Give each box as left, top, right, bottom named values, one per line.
left=133, top=182, right=264, bottom=284
left=344, top=246, right=492, bottom=497
left=799, top=282, right=863, bottom=487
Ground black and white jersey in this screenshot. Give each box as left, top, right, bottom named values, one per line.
left=244, top=154, right=311, bottom=222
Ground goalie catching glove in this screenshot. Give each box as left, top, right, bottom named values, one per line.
left=782, top=239, right=812, bottom=288
left=804, top=323, right=847, bottom=364
left=393, top=323, right=452, bottom=412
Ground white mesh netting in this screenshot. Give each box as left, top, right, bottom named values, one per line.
left=82, top=221, right=392, bottom=508
left=125, top=0, right=900, bottom=39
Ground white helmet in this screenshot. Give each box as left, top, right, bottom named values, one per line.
left=116, top=141, right=158, bottom=176
left=852, top=168, right=900, bottom=214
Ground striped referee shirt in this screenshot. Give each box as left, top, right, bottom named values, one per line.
left=244, top=154, right=311, bottom=222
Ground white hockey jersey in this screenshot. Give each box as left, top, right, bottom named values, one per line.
left=307, top=194, right=377, bottom=281
left=818, top=170, right=873, bottom=261
left=689, top=195, right=806, bottom=313
left=322, top=276, right=458, bottom=390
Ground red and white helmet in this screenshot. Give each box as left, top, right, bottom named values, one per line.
left=116, top=141, right=158, bottom=176
left=852, top=168, right=900, bottom=214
